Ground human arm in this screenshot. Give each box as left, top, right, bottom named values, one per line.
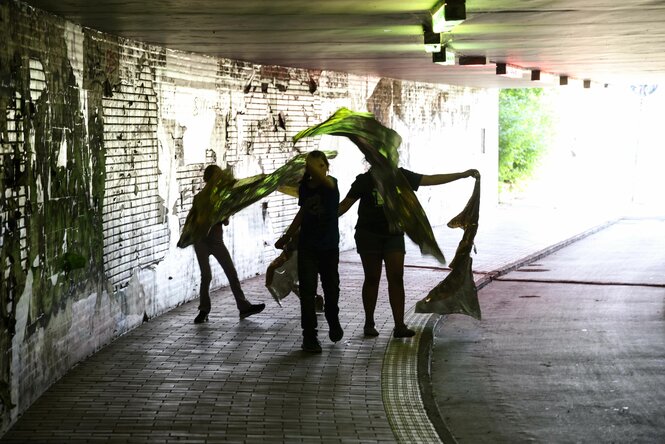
left=419, top=169, right=479, bottom=186
left=338, top=196, right=358, bottom=217
left=275, top=208, right=304, bottom=249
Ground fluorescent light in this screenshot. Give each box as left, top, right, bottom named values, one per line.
left=432, top=46, right=456, bottom=65
left=458, top=55, right=486, bottom=66
left=423, top=27, right=441, bottom=53
left=431, top=1, right=466, bottom=33
left=496, top=63, right=525, bottom=79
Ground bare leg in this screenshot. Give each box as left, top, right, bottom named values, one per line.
left=384, top=251, right=414, bottom=337
left=359, top=253, right=383, bottom=335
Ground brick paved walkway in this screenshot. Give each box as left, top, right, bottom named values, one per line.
left=2, top=203, right=620, bottom=443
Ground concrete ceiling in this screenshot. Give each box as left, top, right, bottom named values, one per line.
left=21, top=0, right=665, bottom=88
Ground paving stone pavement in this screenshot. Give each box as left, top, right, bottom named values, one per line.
left=2, top=203, right=622, bottom=443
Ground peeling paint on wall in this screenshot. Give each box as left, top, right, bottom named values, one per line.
left=0, top=0, right=498, bottom=434
left=1, top=1, right=108, bottom=424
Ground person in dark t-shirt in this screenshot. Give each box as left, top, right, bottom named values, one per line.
left=339, top=166, right=479, bottom=338
left=276, top=151, right=342, bottom=353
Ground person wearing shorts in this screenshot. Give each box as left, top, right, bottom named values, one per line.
left=339, top=166, right=479, bottom=338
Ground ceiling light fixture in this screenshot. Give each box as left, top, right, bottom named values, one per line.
left=431, top=0, right=466, bottom=33
left=433, top=46, right=456, bottom=65
left=559, top=75, right=568, bottom=86
left=458, top=55, right=487, bottom=66
left=496, top=63, right=525, bottom=79
left=423, top=25, right=441, bottom=53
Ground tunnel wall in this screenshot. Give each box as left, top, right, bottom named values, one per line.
left=0, top=0, right=498, bottom=431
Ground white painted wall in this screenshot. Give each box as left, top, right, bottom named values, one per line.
left=0, top=0, right=498, bottom=433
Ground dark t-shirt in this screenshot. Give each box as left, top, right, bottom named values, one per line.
left=298, top=177, right=340, bottom=250
left=346, top=167, right=422, bottom=235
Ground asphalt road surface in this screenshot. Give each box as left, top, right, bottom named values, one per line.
left=431, top=218, right=665, bottom=443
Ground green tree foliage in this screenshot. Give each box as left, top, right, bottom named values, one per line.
left=499, top=88, right=554, bottom=184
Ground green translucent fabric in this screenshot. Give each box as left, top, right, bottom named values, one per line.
left=296, top=107, right=481, bottom=319
left=177, top=151, right=336, bottom=248
left=294, top=107, right=446, bottom=264
left=416, top=178, right=482, bottom=319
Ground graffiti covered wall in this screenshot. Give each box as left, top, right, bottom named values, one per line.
left=0, top=0, right=498, bottom=432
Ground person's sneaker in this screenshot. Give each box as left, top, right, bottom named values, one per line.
left=315, top=295, right=324, bottom=313
left=363, top=325, right=379, bottom=337
left=239, top=303, right=265, bottom=319
left=301, top=336, right=322, bottom=353
left=328, top=320, right=344, bottom=343
left=393, top=325, right=416, bottom=338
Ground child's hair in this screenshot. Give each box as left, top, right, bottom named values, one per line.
left=203, top=165, right=222, bottom=182
left=302, top=150, right=329, bottom=181
left=204, top=164, right=234, bottom=185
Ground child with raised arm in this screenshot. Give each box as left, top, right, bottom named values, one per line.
left=339, top=166, right=479, bottom=338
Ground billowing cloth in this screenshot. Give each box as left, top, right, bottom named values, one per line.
left=293, top=108, right=445, bottom=263
left=265, top=234, right=300, bottom=305
left=415, top=177, right=482, bottom=319
left=177, top=151, right=336, bottom=248
left=265, top=250, right=299, bottom=306
left=293, top=107, right=481, bottom=319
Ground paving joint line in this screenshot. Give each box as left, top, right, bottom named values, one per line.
left=495, top=277, right=665, bottom=288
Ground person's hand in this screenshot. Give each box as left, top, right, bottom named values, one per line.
left=465, top=169, right=480, bottom=179
left=275, top=235, right=291, bottom=250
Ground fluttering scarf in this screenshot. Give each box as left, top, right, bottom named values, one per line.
left=415, top=177, right=482, bottom=319
left=180, top=107, right=481, bottom=319
left=177, top=151, right=336, bottom=248
left=293, top=107, right=446, bottom=264
left=293, top=108, right=482, bottom=319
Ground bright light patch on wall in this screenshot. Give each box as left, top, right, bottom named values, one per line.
left=568, top=78, right=585, bottom=88
left=431, top=1, right=466, bottom=33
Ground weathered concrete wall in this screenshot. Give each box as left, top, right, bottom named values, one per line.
left=0, top=0, right=498, bottom=432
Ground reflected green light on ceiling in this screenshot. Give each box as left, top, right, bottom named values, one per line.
left=312, top=2, right=434, bottom=14
left=341, top=43, right=427, bottom=53
left=449, top=42, right=499, bottom=51
left=363, top=25, right=423, bottom=37
left=450, top=24, right=520, bottom=35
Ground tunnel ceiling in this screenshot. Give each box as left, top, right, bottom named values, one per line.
left=20, top=0, right=665, bottom=88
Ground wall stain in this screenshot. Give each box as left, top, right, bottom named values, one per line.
left=0, top=4, right=108, bottom=422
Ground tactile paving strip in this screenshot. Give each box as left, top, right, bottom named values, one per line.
left=382, top=309, right=442, bottom=444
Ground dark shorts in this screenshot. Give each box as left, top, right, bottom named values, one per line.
left=354, top=228, right=405, bottom=255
